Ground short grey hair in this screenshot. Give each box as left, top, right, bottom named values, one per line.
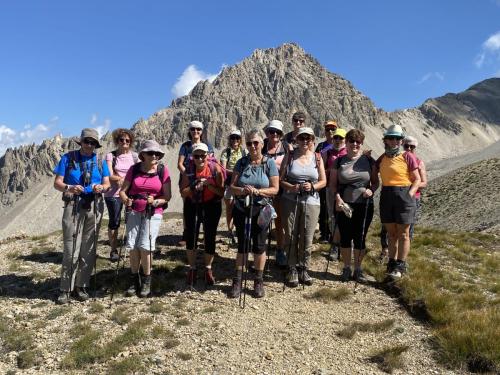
left=245, top=128, right=264, bottom=144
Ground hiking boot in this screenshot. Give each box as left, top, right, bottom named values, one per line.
left=353, top=269, right=369, bottom=283
left=109, top=250, right=120, bottom=262
left=298, top=268, right=314, bottom=286
left=386, top=258, right=397, bottom=275
left=254, top=278, right=265, bottom=298
left=73, top=286, right=89, bottom=301
left=341, top=267, right=352, bottom=283
left=229, top=230, right=236, bottom=245
left=204, top=268, right=215, bottom=286
left=56, top=291, right=70, bottom=305
left=139, top=275, right=151, bottom=298
left=390, top=261, right=407, bottom=279
left=286, top=267, right=299, bottom=287
left=186, top=268, right=197, bottom=287
left=229, top=278, right=241, bottom=298
left=275, top=249, right=287, bottom=268
left=327, top=245, right=338, bottom=261
left=125, top=273, right=140, bottom=297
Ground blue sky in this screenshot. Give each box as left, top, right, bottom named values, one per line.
left=1, top=0, right=499, bottom=155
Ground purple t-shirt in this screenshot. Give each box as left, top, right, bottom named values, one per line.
left=105, top=151, right=138, bottom=198
left=125, top=165, right=171, bottom=215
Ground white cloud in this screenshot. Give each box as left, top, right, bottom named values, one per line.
left=89, top=114, right=111, bottom=138
left=0, top=122, right=52, bottom=156
left=475, top=30, right=500, bottom=68
left=171, top=64, right=219, bottom=98
left=417, top=72, right=444, bottom=84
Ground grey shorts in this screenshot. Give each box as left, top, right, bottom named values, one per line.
left=126, top=211, right=162, bottom=252
left=380, top=186, right=416, bottom=225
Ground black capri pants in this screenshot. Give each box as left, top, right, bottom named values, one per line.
left=105, top=197, right=123, bottom=230
left=337, top=201, right=374, bottom=250
left=184, top=198, right=222, bottom=255
left=232, top=206, right=268, bottom=255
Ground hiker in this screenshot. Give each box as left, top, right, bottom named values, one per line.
left=283, top=111, right=307, bottom=152
left=315, top=120, right=339, bottom=243
left=177, top=120, right=214, bottom=247
left=180, top=143, right=224, bottom=287
left=324, top=128, right=348, bottom=260
left=104, top=128, right=138, bottom=262
left=53, top=128, right=110, bottom=304
left=280, top=127, right=326, bottom=287
left=262, top=120, right=287, bottom=267
left=119, top=140, right=171, bottom=297
left=330, top=129, right=379, bottom=282
left=220, top=129, right=248, bottom=244
left=229, top=129, right=279, bottom=298
left=376, top=125, right=420, bottom=279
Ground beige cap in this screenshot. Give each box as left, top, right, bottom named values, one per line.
left=192, top=143, right=209, bottom=154
left=189, top=120, right=204, bottom=130
left=404, top=135, right=418, bottom=146
left=266, top=120, right=284, bottom=133
left=296, top=127, right=315, bottom=138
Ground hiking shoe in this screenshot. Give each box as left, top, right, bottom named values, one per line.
left=109, top=250, right=120, bottom=262
left=73, top=287, right=89, bottom=301
left=125, top=273, right=140, bottom=297
left=327, top=245, right=339, bottom=261
left=254, top=278, right=265, bottom=298
left=229, top=278, right=241, bottom=298
left=229, top=230, right=236, bottom=245
left=204, top=268, right=215, bottom=286
left=56, top=291, right=70, bottom=305
left=299, top=268, right=313, bottom=286
left=341, top=267, right=352, bottom=283
left=186, top=268, right=197, bottom=287
left=276, top=249, right=287, bottom=268
left=390, top=261, right=407, bottom=279
left=353, top=269, right=369, bottom=283
left=386, top=258, right=397, bottom=275
left=139, top=275, right=151, bottom=298
left=286, top=267, right=299, bottom=287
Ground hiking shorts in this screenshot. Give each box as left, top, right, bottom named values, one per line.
left=380, top=186, right=416, bottom=225
left=105, top=197, right=123, bottom=230
left=126, top=211, right=162, bottom=252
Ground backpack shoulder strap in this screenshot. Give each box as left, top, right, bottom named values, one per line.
left=314, top=152, right=321, bottom=169
left=157, top=163, right=165, bottom=182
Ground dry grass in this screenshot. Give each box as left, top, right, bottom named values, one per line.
left=176, top=351, right=193, bottom=361
left=337, top=319, right=395, bottom=339
left=369, top=344, right=409, bottom=373
left=304, top=286, right=351, bottom=303
left=165, top=338, right=181, bottom=349
left=107, top=355, right=144, bottom=375
left=147, top=301, right=165, bottom=314
left=88, top=301, right=105, bottom=314
left=111, top=306, right=131, bottom=325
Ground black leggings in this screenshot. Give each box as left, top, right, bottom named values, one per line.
left=184, top=198, right=222, bottom=254
left=338, top=201, right=374, bottom=250
left=232, top=206, right=268, bottom=255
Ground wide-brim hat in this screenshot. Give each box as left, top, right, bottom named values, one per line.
left=296, top=127, right=315, bottom=138
left=404, top=135, right=418, bottom=146
left=265, top=120, right=284, bottom=133
left=333, top=128, right=347, bottom=138
left=139, top=140, right=165, bottom=159
left=229, top=129, right=242, bottom=137
left=192, top=143, right=209, bottom=154
left=189, top=120, right=204, bottom=130
left=76, top=128, right=102, bottom=148
left=384, top=124, right=404, bottom=139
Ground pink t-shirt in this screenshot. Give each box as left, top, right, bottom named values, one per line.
left=125, top=164, right=171, bottom=215
left=105, top=151, right=138, bottom=198
left=325, top=147, right=348, bottom=170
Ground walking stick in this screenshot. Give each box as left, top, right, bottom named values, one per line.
left=354, top=198, right=370, bottom=294
left=92, top=194, right=99, bottom=300
left=147, top=202, right=153, bottom=297
left=283, top=193, right=300, bottom=292
left=265, top=220, right=272, bottom=276
left=69, top=195, right=81, bottom=293
left=302, top=196, right=308, bottom=290
left=239, top=194, right=253, bottom=309
left=110, top=206, right=129, bottom=301
left=189, top=192, right=201, bottom=290
left=323, top=210, right=339, bottom=283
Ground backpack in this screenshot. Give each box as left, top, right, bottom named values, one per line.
left=186, top=155, right=227, bottom=185
left=237, top=154, right=270, bottom=177
left=279, top=150, right=322, bottom=182
left=65, top=150, right=103, bottom=184
left=111, top=150, right=139, bottom=171
left=128, top=162, right=168, bottom=208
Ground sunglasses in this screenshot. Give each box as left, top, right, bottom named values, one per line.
left=347, top=139, right=362, bottom=145
left=385, top=136, right=402, bottom=141
left=230, top=135, right=241, bottom=141
left=333, top=136, right=344, bottom=141
left=144, top=151, right=162, bottom=157
left=193, top=154, right=207, bottom=160
left=267, top=129, right=282, bottom=135
left=325, top=127, right=337, bottom=132
left=190, top=128, right=202, bottom=132
left=404, top=144, right=416, bottom=150
left=246, top=141, right=260, bottom=148
left=118, top=138, right=131, bottom=144
left=293, top=119, right=305, bottom=124
left=297, top=136, right=312, bottom=142
left=83, top=138, right=97, bottom=146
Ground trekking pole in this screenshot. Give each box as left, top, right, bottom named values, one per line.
left=147, top=201, right=153, bottom=297
left=69, top=195, right=81, bottom=294
left=302, top=194, right=308, bottom=291
left=283, top=193, right=300, bottom=292
left=110, top=206, right=130, bottom=301
left=265, top=221, right=272, bottom=276
left=190, top=192, right=201, bottom=290
left=239, top=194, right=253, bottom=309
left=354, top=198, right=370, bottom=294
left=92, top=194, right=98, bottom=300
left=323, top=211, right=339, bottom=284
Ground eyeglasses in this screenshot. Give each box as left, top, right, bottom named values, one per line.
left=347, top=139, right=362, bottom=145
left=293, top=119, right=305, bottom=124
left=297, top=136, right=312, bottom=142
left=144, top=151, right=162, bottom=157
left=333, top=136, right=344, bottom=141
left=83, top=138, right=97, bottom=146
left=385, top=136, right=402, bottom=141
left=403, top=144, right=416, bottom=150
left=193, top=154, right=207, bottom=160
left=246, top=141, right=260, bottom=148
left=190, top=128, right=202, bottom=132
left=267, top=129, right=282, bottom=135
left=325, top=127, right=337, bottom=132
left=230, top=135, right=241, bottom=141
left=118, top=138, right=131, bottom=144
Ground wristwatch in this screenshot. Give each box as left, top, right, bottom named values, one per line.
left=64, top=184, right=70, bottom=192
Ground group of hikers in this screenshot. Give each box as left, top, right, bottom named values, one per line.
left=53, top=112, right=427, bottom=304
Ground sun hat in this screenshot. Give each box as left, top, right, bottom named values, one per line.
left=296, top=127, right=315, bottom=138
left=139, top=140, right=165, bottom=159
left=324, top=120, right=338, bottom=129
left=229, top=129, right=242, bottom=137
left=265, top=120, right=284, bottom=133
left=189, top=120, right=204, bottom=130
left=192, top=143, right=209, bottom=154
left=332, top=128, right=347, bottom=138
left=404, top=135, right=418, bottom=147
left=383, top=124, right=404, bottom=139
left=76, top=128, right=102, bottom=148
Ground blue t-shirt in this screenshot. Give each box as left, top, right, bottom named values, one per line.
left=53, top=151, right=110, bottom=195
left=178, top=141, right=215, bottom=169
left=234, top=156, right=278, bottom=205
